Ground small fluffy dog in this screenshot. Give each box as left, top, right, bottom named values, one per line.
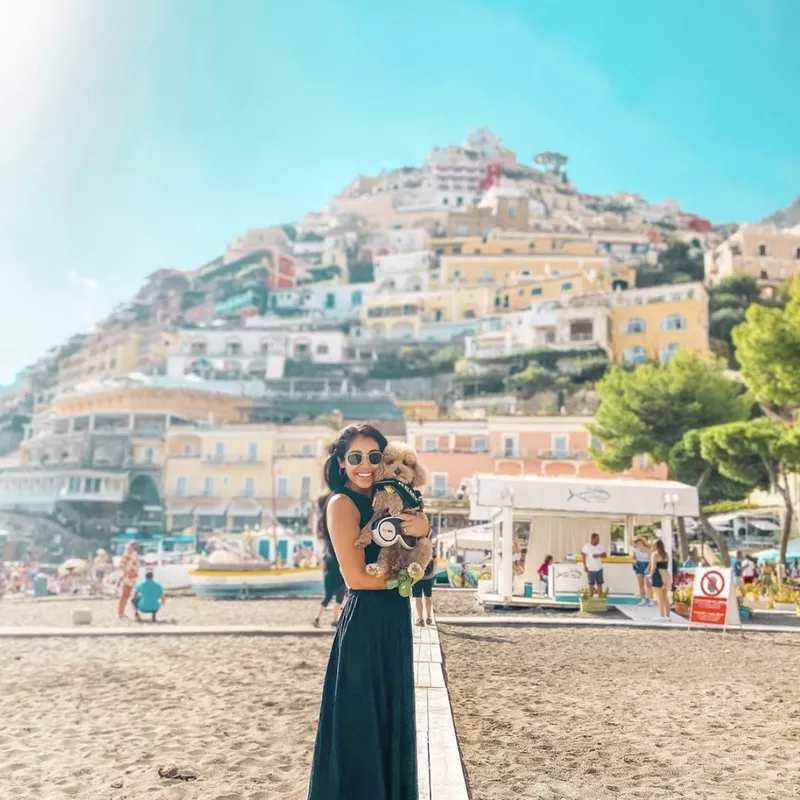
left=355, top=442, right=432, bottom=581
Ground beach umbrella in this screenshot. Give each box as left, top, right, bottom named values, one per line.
left=58, top=558, right=87, bottom=576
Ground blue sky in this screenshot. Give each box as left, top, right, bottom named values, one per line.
left=1, top=0, right=798, bottom=384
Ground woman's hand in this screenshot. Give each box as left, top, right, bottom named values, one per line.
left=399, top=512, right=430, bottom=539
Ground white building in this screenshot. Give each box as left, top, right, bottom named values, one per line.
left=166, top=328, right=288, bottom=381
left=373, top=251, right=436, bottom=292
left=464, top=295, right=612, bottom=359
left=244, top=317, right=349, bottom=363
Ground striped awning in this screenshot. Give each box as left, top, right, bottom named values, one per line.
left=166, top=503, right=195, bottom=516
left=194, top=504, right=228, bottom=517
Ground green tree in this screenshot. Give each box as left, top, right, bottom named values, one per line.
left=509, top=364, right=556, bottom=398
left=733, top=277, right=800, bottom=421
left=589, top=351, right=753, bottom=559
left=710, top=307, right=746, bottom=346
left=699, top=419, right=800, bottom=577
left=712, top=274, right=760, bottom=306
left=669, top=430, right=761, bottom=565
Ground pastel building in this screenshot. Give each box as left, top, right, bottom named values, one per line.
left=704, top=225, right=800, bottom=286
left=611, top=282, right=709, bottom=365
left=163, top=422, right=335, bottom=532
left=406, top=416, right=665, bottom=499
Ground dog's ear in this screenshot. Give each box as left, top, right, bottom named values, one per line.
left=412, top=458, right=427, bottom=488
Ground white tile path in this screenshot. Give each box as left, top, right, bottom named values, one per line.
left=413, top=622, right=470, bottom=800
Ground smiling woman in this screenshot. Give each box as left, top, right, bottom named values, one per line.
left=307, top=422, right=429, bottom=800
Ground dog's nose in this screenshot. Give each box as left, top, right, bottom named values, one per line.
left=394, top=467, right=402, bottom=477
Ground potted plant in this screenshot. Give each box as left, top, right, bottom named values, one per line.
left=672, top=584, right=692, bottom=616
left=579, top=585, right=609, bottom=613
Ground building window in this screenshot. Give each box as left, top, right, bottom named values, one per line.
left=570, top=320, right=593, bottom=341
left=300, top=475, right=311, bottom=500
left=190, top=340, right=206, bottom=355
left=175, top=477, right=188, bottom=496
left=502, top=248, right=514, bottom=254
left=225, top=340, right=242, bottom=356
left=531, top=287, right=543, bottom=296
left=301, top=443, right=314, bottom=456
left=758, top=244, right=768, bottom=256
left=660, top=343, right=680, bottom=364
left=182, top=443, right=196, bottom=457
left=431, top=473, right=448, bottom=497
left=795, top=248, right=800, bottom=260
left=260, top=341, right=270, bottom=355
left=442, top=198, right=448, bottom=206
left=552, top=435, right=569, bottom=458
left=244, top=477, right=255, bottom=498
left=351, top=290, right=363, bottom=306
left=503, top=296, right=510, bottom=308
left=453, top=269, right=463, bottom=281
left=622, top=346, right=648, bottom=365
left=508, top=207, right=517, bottom=218
left=456, top=225, right=468, bottom=236
left=473, top=437, right=488, bottom=453
left=204, top=476, right=215, bottom=497
left=623, top=318, right=646, bottom=335
left=247, top=442, right=258, bottom=462
left=481, top=269, right=493, bottom=283
left=276, top=476, right=289, bottom=498
left=502, top=435, right=518, bottom=458
left=561, top=282, right=573, bottom=291
left=456, top=196, right=463, bottom=206
left=424, top=438, right=438, bottom=452
left=316, top=344, right=329, bottom=355
left=214, top=442, right=225, bottom=462
left=453, top=246, right=462, bottom=255
left=661, top=314, right=686, bottom=332
left=143, top=447, right=154, bottom=464
left=325, top=292, right=336, bottom=309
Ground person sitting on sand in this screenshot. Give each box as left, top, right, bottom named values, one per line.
left=132, top=570, right=165, bottom=622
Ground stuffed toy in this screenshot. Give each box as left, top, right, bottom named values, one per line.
left=355, top=442, right=432, bottom=594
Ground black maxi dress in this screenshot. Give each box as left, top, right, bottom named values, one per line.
left=307, top=487, right=418, bottom=800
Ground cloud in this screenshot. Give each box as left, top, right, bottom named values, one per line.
left=67, top=270, right=99, bottom=291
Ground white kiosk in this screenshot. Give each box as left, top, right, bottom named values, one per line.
left=471, top=475, right=699, bottom=607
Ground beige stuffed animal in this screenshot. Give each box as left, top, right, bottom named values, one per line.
left=355, top=442, right=432, bottom=581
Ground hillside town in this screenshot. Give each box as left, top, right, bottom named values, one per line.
left=1, top=126, right=799, bottom=555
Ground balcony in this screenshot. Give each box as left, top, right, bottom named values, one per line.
left=202, top=455, right=264, bottom=465
left=493, top=448, right=528, bottom=459
left=538, top=450, right=592, bottom=461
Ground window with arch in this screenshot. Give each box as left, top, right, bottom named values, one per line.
left=660, top=343, right=680, bottom=364
left=225, top=339, right=242, bottom=356
left=622, top=318, right=646, bottom=335
left=622, top=346, right=648, bottom=366
left=661, top=314, right=686, bottom=332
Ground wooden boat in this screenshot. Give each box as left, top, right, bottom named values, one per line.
left=189, top=561, right=323, bottom=599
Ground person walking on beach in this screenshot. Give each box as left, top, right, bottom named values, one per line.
left=582, top=533, right=606, bottom=598
left=307, top=423, right=430, bottom=800
left=313, top=492, right=347, bottom=628
left=647, top=539, right=671, bottom=622
left=118, top=542, right=140, bottom=619
left=413, top=551, right=436, bottom=627
left=632, top=538, right=653, bottom=607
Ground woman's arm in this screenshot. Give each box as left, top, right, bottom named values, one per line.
left=327, top=495, right=388, bottom=591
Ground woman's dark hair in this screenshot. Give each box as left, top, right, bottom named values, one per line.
left=654, top=539, right=668, bottom=559
left=544, top=555, right=553, bottom=564
left=322, top=423, right=388, bottom=493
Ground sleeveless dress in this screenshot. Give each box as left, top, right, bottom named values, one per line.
left=307, top=487, right=418, bottom=800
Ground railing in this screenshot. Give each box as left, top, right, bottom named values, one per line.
left=492, top=448, right=528, bottom=459
left=538, top=450, right=592, bottom=461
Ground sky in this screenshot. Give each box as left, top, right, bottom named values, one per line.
left=1, top=0, right=798, bottom=385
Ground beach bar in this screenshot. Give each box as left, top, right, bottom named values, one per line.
left=471, top=475, right=699, bottom=608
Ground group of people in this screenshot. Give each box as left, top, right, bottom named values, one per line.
left=116, top=542, right=165, bottom=622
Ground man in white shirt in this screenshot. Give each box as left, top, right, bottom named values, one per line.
left=582, top=533, right=607, bottom=597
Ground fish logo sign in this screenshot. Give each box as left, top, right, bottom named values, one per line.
left=567, top=488, right=612, bottom=504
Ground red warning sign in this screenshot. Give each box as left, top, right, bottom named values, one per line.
left=689, top=567, right=735, bottom=627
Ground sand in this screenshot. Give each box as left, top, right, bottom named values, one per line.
left=0, top=635, right=328, bottom=800
left=440, top=624, right=800, bottom=800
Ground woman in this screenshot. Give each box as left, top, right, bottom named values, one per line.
left=632, top=538, right=653, bottom=607
left=537, top=555, right=553, bottom=595
left=118, top=542, right=140, bottom=619
left=313, top=492, right=347, bottom=628
left=647, top=539, right=671, bottom=622
left=307, top=423, right=430, bottom=800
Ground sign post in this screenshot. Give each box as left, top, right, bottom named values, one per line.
left=689, top=567, right=740, bottom=630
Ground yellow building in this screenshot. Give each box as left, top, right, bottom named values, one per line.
left=611, top=282, right=709, bottom=364
left=163, top=422, right=336, bottom=532
left=430, top=232, right=598, bottom=259
left=364, top=287, right=493, bottom=338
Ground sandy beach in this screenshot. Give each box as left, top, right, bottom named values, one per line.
left=0, top=635, right=328, bottom=800
left=440, top=624, right=800, bottom=800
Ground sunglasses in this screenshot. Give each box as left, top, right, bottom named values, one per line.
left=345, top=451, right=383, bottom=466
